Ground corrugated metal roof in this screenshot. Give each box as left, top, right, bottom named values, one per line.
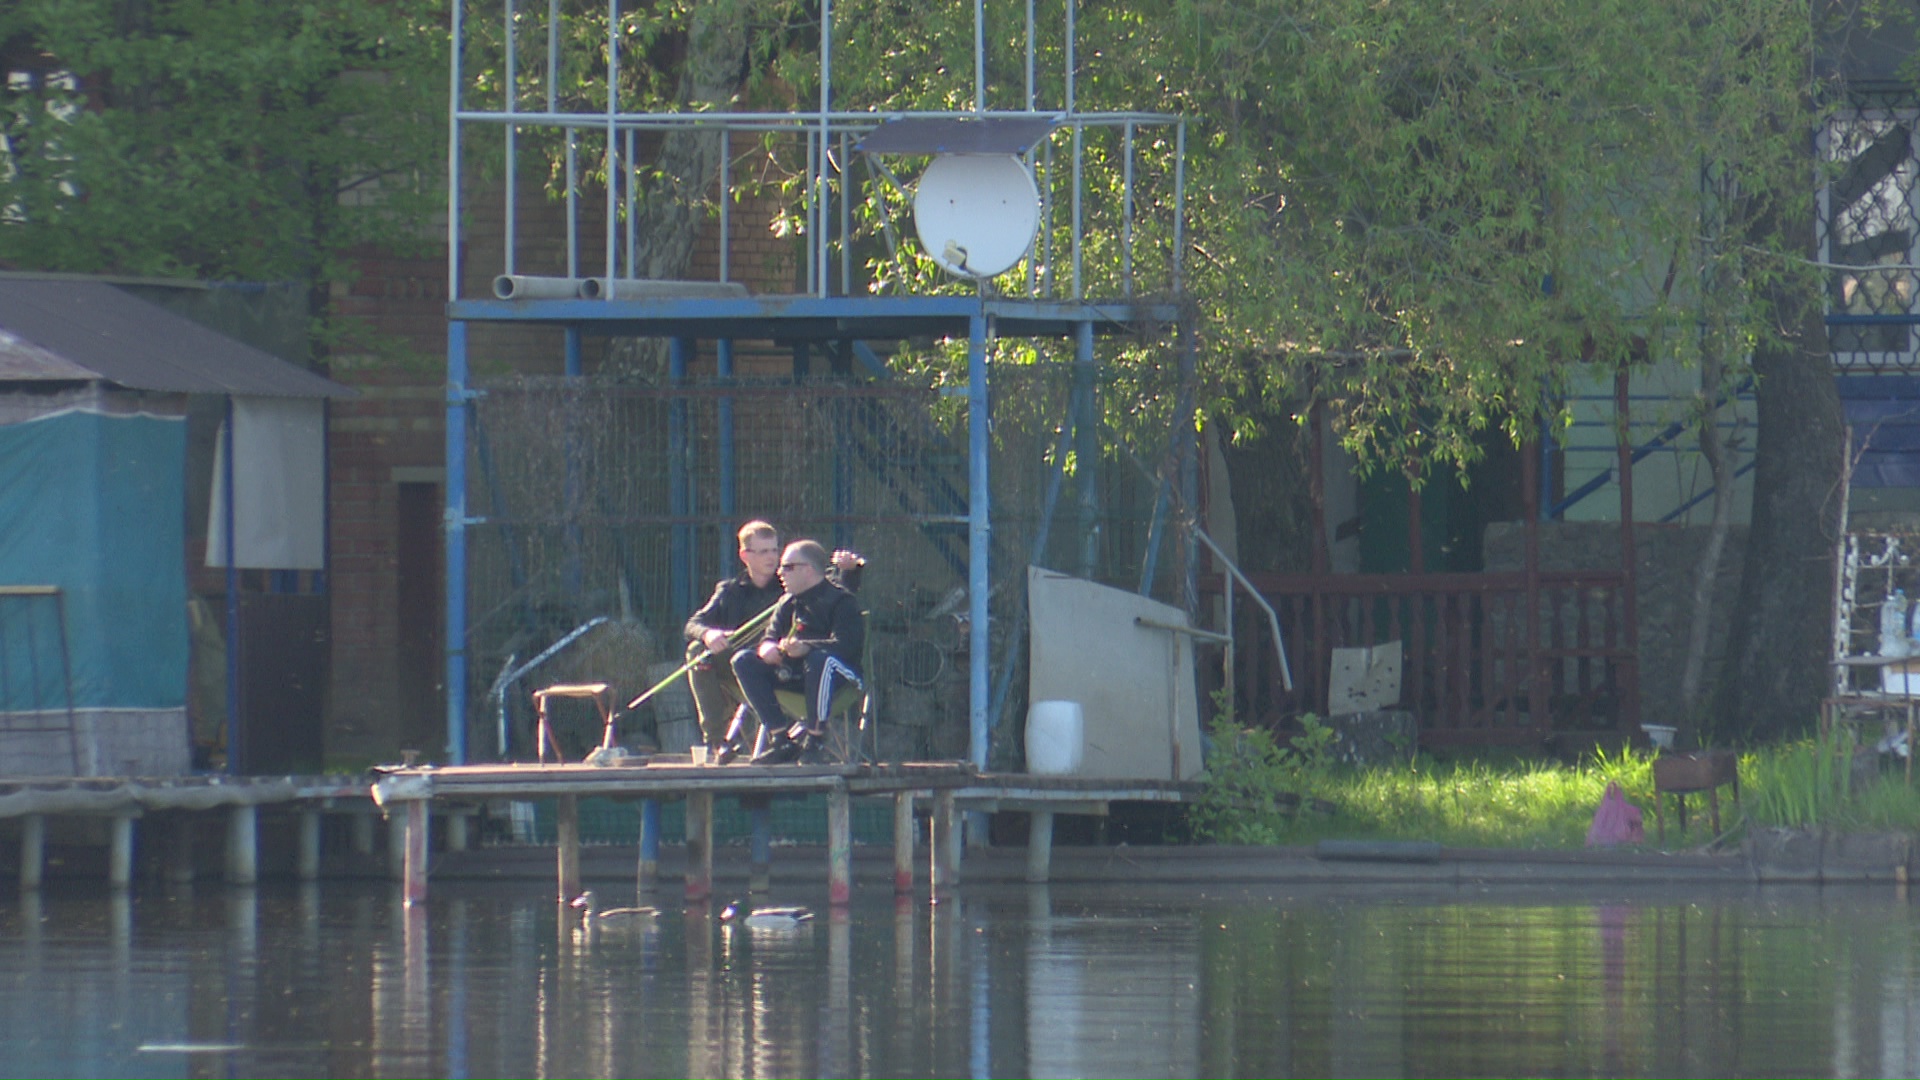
left=0, top=278, right=356, bottom=398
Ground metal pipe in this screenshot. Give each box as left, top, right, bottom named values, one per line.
left=1173, top=120, right=1186, bottom=293
left=546, top=0, right=559, bottom=112
left=1122, top=122, right=1134, bottom=296
left=449, top=0, right=465, bottom=302
left=604, top=0, right=618, bottom=287
left=718, top=338, right=737, bottom=570
left=975, top=0, right=986, bottom=112
left=223, top=397, right=239, bottom=774
left=669, top=338, right=692, bottom=618
left=1065, top=0, right=1075, bottom=112
left=624, top=128, right=635, bottom=275
left=968, top=307, right=991, bottom=774
left=719, top=130, right=731, bottom=282
left=446, top=321, right=472, bottom=763
left=1071, top=125, right=1084, bottom=299
left=565, top=131, right=578, bottom=277
left=492, top=274, right=589, bottom=300
left=1025, top=0, right=1035, bottom=110
left=820, top=0, right=833, bottom=297
left=840, top=131, right=852, bottom=297
left=503, top=0, right=516, bottom=277
left=1190, top=528, right=1292, bottom=691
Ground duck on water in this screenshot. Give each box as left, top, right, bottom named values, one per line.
left=719, top=899, right=815, bottom=930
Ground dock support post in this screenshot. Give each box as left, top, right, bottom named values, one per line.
left=932, top=790, right=957, bottom=902
left=686, top=791, right=714, bottom=902
left=556, top=795, right=580, bottom=903
left=892, top=792, right=915, bottom=895
left=403, top=800, right=428, bottom=906
left=447, top=812, right=469, bottom=852
left=1025, top=810, right=1054, bottom=884
left=637, top=798, right=660, bottom=895
left=20, top=814, right=43, bottom=890
left=748, top=797, right=772, bottom=894
left=352, top=811, right=374, bottom=855
left=296, top=809, right=322, bottom=881
left=167, top=815, right=195, bottom=884
left=108, top=815, right=134, bottom=889
left=827, top=784, right=851, bottom=906
left=387, top=811, right=408, bottom=880
left=226, top=804, right=258, bottom=885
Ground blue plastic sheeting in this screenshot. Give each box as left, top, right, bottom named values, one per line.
left=0, top=411, right=187, bottom=709
left=1840, top=375, right=1920, bottom=488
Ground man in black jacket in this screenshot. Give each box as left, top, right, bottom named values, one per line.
left=733, top=539, right=865, bottom=764
left=684, top=521, right=784, bottom=761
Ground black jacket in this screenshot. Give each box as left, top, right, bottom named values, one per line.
left=684, top=573, right=784, bottom=650
left=769, top=578, right=864, bottom=675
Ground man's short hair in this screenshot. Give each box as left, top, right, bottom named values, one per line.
left=737, top=520, right=778, bottom=549
left=784, top=539, right=829, bottom=573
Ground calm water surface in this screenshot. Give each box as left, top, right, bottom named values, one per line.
left=2, top=876, right=1917, bottom=1077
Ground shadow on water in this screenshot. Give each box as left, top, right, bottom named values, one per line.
left=2, top=876, right=1919, bottom=1076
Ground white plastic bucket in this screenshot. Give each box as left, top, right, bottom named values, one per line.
left=1026, top=700, right=1084, bottom=775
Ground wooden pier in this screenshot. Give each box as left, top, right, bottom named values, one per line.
left=371, top=760, right=979, bottom=905
left=1, top=774, right=370, bottom=888
left=2, top=765, right=1202, bottom=898
left=369, top=761, right=1202, bottom=905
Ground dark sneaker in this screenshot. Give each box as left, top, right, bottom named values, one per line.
left=714, top=738, right=744, bottom=766
left=751, top=737, right=804, bottom=766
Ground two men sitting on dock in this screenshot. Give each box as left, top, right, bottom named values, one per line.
left=684, top=522, right=864, bottom=764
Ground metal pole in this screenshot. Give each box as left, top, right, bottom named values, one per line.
left=449, top=0, right=465, bottom=301
left=223, top=397, right=240, bottom=774
left=502, top=0, right=515, bottom=277
left=967, top=308, right=991, bottom=776
left=718, top=339, right=737, bottom=572
left=604, top=0, right=618, bottom=286
left=1075, top=321, right=1099, bottom=578
left=670, top=338, right=693, bottom=617
left=975, top=0, right=986, bottom=112
left=446, top=321, right=471, bottom=763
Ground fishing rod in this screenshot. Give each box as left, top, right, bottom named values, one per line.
left=622, top=599, right=781, bottom=711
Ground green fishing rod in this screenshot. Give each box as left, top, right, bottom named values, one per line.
left=621, top=599, right=781, bottom=712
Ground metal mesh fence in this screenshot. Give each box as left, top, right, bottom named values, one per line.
left=1821, top=90, right=1920, bottom=372
left=464, top=349, right=1190, bottom=765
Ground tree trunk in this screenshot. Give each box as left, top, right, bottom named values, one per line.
left=1678, top=349, right=1736, bottom=722
left=605, top=3, right=749, bottom=378
left=1715, top=279, right=1845, bottom=743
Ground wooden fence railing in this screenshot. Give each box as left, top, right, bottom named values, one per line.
left=1204, top=571, right=1640, bottom=748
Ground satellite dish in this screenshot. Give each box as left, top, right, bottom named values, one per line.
left=912, top=154, right=1041, bottom=279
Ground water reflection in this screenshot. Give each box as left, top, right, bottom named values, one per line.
left=5, top=879, right=1920, bottom=1076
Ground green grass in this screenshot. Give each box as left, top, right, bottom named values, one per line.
left=1190, top=721, right=1920, bottom=850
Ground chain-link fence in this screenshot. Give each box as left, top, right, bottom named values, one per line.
left=463, top=347, right=1191, bottom=766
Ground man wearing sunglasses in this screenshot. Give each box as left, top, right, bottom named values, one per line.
left=732, top=539, right=865, bottom=765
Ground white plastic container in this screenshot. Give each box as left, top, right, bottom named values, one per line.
left=1026, top=700, right=1084, bottom=775
left=1884, top=590, right=1911, bottom=658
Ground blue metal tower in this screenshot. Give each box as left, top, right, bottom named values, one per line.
left=443, top=0, right=1192, bottom=769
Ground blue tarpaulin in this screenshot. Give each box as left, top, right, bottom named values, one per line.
left=0, top=410, right=187, bottom=710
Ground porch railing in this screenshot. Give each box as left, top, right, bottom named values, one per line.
left=1209, top=571, right=1641, bottom=748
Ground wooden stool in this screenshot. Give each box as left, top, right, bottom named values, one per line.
left=531, top=683, right=613, bottom=763
left=1652, top=749, right=1739, bottom=844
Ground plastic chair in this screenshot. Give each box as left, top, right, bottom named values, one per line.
left=769, top=618, right=874, bottom=764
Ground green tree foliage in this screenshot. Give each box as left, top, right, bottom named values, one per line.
left=0, top=0, right=445, bottom=293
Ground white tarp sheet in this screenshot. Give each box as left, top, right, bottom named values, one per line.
left=205, top=395, right=325, bottom=570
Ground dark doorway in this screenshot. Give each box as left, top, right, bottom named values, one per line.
left=396, top=481, right=443, bottom=751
